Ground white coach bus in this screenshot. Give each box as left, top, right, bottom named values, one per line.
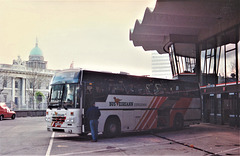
left=46, top=69, right=201, bottom=137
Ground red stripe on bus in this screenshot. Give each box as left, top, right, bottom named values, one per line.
left=137, top=97, right=161, bottom=130
left=149, top=97, right=167, bottom=129
left=142, top=96, right=167, bottom=130
left=139, top=96, right=167, bottom=130
left=134, top=96, right=156, bottom=130
left=169, top=98, right=192, bottom=127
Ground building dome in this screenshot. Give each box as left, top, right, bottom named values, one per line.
left=26, top=39, right=47, bottom=69
left=28, top=39, right=44, bottom=62
left=30, top=42, right=43, bottom=56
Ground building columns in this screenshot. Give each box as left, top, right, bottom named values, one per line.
left=21, top=78, right=26, bottom=106
left=11, top=77, right=15, bottom=109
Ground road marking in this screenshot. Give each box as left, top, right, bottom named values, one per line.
left=46, top=132, right=55, bottom=156
left=49, top=135, right=212, bottom=156
left=57, top=145, right=68, bottom=148
left=214, top=146, right=240, bottom=155
left=152, top=133, right=215, bottom=155
left=51, top=141, right=170, bottom=156
left=175, top=135, right=211, bottom=142
left=47, top=134, right=215, bottom=156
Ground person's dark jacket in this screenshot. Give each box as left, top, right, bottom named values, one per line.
left=86, top=106, right=101, bottom=120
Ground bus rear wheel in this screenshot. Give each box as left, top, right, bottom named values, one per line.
left=104, top=118, right=121, bottom=138
left=173, top=113, right=184, bottom=130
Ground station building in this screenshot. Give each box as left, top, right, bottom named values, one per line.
left=130, top=0, right=240, bottom=126
left=0, top=40, right=55, bottom=110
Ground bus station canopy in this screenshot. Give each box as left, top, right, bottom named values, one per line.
left=130, top=0, right=240, bottom=58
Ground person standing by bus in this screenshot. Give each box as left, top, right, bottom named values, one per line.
left=86, top=101, right=101, bottom=142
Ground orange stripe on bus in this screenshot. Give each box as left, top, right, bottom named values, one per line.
left=137, top=97, right=161, bottom=130
left=141, top=96, right=167, bottom=130
left=134, top=96, right=156, bottom=130
left=169, top=98, right=192, bottom=127
left=148, top=96, right=168, bottom=129
left=140, top=97, right=161, bottom=130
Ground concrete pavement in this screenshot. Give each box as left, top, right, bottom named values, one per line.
left=0, top=117, right=239, bottom=155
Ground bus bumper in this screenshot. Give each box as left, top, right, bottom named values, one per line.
left=47, top=126, right=82, bottom=134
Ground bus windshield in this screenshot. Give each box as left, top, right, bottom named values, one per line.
left=48, top=84, right=79, bottom=109
left=51, top=70, right=80, bottom=84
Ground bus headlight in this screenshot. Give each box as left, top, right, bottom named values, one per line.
left=45, top=117, right=51, bottom=122
left=66, top=117, right=74, bottom=123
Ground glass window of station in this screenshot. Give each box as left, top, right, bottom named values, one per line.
left=169, top=44, right=196, bottom=77
left=200, top=26, right=240, bottom=86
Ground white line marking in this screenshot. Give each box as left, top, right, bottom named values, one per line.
left=214, top=146, right=240, bottom=155
left=175, top=135, right=211, bottom=142
left=52, top=141, right=170, bottom=156
left=49, top=134, right=212, bottom=156
left=46, top=132, right=55, bottom=156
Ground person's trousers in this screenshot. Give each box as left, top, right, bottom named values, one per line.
left=89, top=120, right=98, bottom=141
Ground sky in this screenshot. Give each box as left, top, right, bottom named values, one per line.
left=0, top=0, right=156, bottom=75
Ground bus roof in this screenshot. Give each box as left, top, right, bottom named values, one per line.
left=53, top=68, right=198, bottom=85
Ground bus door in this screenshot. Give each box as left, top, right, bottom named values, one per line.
left=82, top=82, right=94, bottom=132
left=157, top=98, right=176, bottom=128
left=157, top=109, right=170, bottom=128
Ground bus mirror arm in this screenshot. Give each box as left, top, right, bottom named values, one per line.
left=63, top=105, right=68, bottom=110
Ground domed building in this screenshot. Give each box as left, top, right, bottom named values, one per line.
left=0, top=39, right=56, bottom=111
left=26, top=40, right=47, bottom=69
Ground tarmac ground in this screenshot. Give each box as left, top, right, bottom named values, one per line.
left=0, top=117, right=239, bottom=155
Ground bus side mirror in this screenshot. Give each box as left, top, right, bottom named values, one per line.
left=47, top=93, right=50, bottom=104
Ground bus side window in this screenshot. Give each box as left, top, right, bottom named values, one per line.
left=154, top=84, right=161, bottom=95
left=146, top=84, right=154, bottom=95
left=109, top=86, right=115, bottom=94
left=94, top=85, right=107, bottom=102
left=108, top=81, right=126, bottom=95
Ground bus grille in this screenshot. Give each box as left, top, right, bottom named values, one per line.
left=52, top=116, right=66, bottom=122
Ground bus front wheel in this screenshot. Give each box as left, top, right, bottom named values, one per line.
left=104, top=117, right=121, bottom=138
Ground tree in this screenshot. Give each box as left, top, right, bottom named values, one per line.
left=0, top=69, right=9, bottom=102
left=26, top=69, right=50, bottom=110
left=35, top=91, right=44, bottom=109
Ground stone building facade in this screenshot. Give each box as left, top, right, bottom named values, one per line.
left=0, top=40, right=56, bottom=110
